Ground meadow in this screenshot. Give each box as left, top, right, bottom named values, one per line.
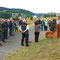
left=3, top=17, right=60, bottom=60
left=2, top=36, right=60, bottom=60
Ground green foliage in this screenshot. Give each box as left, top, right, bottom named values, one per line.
left=0, top=7, right=35, bottom=16
left=44, top=14, right=56, bottom=17
left=30, top=16, right=33, bottom=20
left=0, top=12, right=11, bottom=19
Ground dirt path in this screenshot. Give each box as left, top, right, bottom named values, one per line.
left=0, top=26, right=46, bottom=60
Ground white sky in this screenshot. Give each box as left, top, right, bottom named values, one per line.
left=0, top=0, right=60, bottom=13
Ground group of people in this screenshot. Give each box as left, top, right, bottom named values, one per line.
left=0, top=17, right=60, bottom=47
left=20, top=17, right=60, bottom=47
left=37, top=17, right=60, bottom=31
left=0, top=19, right=18, bottom=46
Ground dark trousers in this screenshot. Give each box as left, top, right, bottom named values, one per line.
left=15, top=27, right=18, bottom=32
left=5, top=29, right=8, bottom=39
left=10, top=28, right=12, bottom=36
left=1, top=31, right=5, bottom=42
left=35, top=32, right=39, bottom=42
left=10, top=28, right=14, bottom=36
left=21, top=33, right=29, bottom=46
left=44, top=26, right=47, bottom=31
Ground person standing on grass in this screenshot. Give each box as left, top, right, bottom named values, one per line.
left=34, top=18, right=40, bottom=42
left=20, top=20, right=29, bottom=47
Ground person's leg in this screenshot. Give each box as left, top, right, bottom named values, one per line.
left=0, top=36, right=3, bottom=46
left=25, top=34, right=29, bottom=46
left=44, top=26, right=45, bottom=31
left=46, top=26, right=47, bottom=31
left=17, top=27, right=18, bottom=32
left=21, top=34, right=25, bottom=46
left=2, top=31, right=5, bottom=42
left=10, top=28, right=12, bottom=36
left=11, top=28, right=14, bottom=36
left=5, top=29, right=8, bottom=39
left=46, top=26, right=48, bottom=31
left=35, top=32, right=38, bottom=42
left=7, top=28, right=8, bottom=39
left=37, top=32, right=39, bottom=42
left=35, top=32, right=39, bottom=42
left=45, top=26, right=47, bottom=31
left=41, top=26, right=43, bottom=31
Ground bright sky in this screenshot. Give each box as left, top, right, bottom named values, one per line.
left=0, top=0, right=60, bottom=13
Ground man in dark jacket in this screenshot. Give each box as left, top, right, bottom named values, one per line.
left=20, top=20, right=29, bottom=47
left=9, top=19, right=15, bottom=36
left=1, top=19, right=7, bottom=42
left=0, top=19, right=3, bottom=46
left=5, top=19, right=9, bottom=39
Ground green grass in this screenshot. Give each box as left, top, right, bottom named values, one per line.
left=3, top=36, right=60, bottom=60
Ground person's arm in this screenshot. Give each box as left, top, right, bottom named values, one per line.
left=23, top=25, right=29, bottom=33
left=19, top=26, right=22, bottom=32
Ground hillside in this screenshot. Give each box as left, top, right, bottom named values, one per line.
left=0, top=7, right=35, bottom=16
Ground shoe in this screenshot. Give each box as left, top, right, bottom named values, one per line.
left=0, top=43, right=3, bottom=46
left=26, top=45, right=29, bottom=47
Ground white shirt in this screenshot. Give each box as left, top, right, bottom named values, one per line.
left=57, top=20, right=60, bottom=24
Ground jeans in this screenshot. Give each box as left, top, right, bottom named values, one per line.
left=21, top=33, right=29, bottom=46
left=41, top=25, right=44, bottom=31
left=10, top=28, right=14, bottom=36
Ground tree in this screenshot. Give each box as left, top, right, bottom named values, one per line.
left=0, top=13, right=11, bottom=19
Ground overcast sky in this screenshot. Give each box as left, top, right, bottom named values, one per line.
left=0, top=0, right=60, bottom=13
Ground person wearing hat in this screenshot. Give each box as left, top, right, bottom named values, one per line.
left=20, top=20, right=29, bottom=47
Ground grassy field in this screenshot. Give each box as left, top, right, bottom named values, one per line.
left=3, top=36, right=60, bottom=60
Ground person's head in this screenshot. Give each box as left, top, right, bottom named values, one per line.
left=19, top=18, right=22, bottom=21
left=5, top=19, right=8, bottom=22
left=41, top=19, right=44, bottom=21
left=58, top=17, right=60, bottom=20
left=23, top=20, right=27, bottom=23
left=52, top=19, right=56, bottom=24
left=1, top=19, right=5, bottom=22
left=0, top=19, right=2, bottom=22
left=12, top=20, right=14, bottom=22
left=36, top=18, right=39, bottom=21
left=15, top=21, right=17, bottom=23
